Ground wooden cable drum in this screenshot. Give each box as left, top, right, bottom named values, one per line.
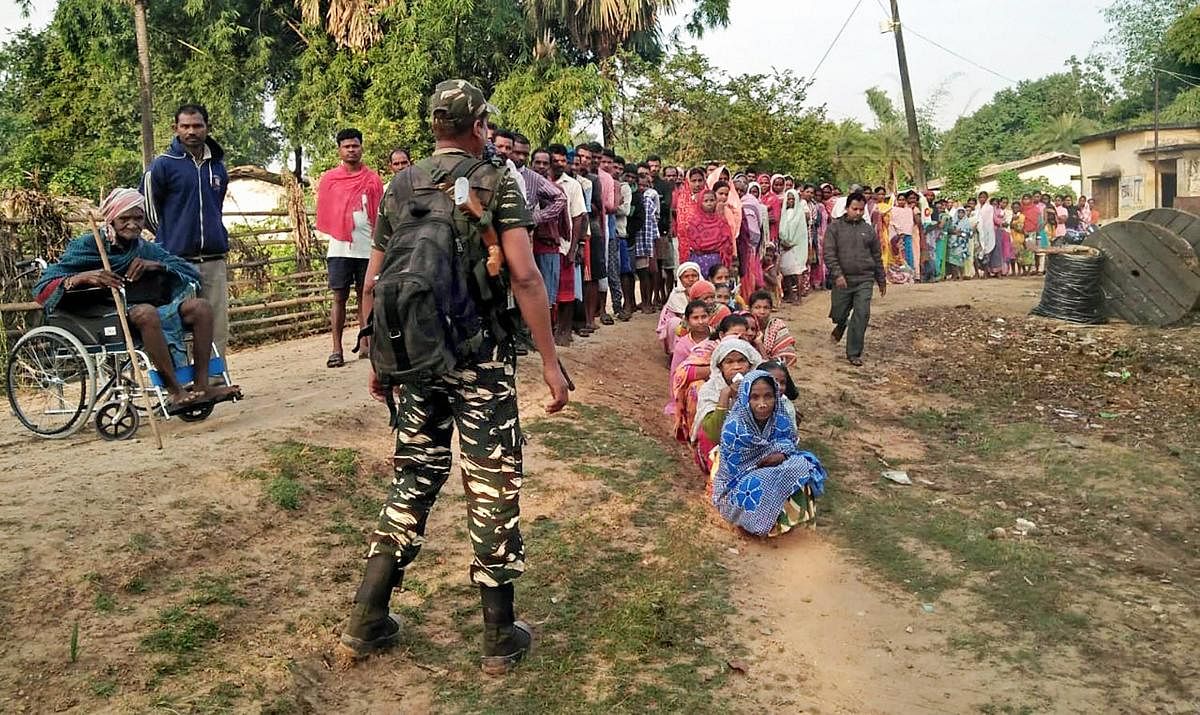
left=1129, top=207, right=1200, bottom=256
left=1082, top=220, right=1200, bottom=326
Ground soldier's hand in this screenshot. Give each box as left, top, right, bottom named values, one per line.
left=542, top=362, right=570, bottom=414
left=368, top=372, right=389, bottom=403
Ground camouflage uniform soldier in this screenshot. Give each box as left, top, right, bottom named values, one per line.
left=339, top=80, right=570, bottom=674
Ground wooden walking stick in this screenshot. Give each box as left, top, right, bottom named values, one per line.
left=86, top=214, right=165, bottom=450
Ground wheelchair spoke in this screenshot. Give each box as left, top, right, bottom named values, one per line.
left=7, top=329, right=93, bottom=437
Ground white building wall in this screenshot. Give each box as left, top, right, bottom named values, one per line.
left=976, top=161, right=1081, bottom=196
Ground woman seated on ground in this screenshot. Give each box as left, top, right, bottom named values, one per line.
left=671, top=314, right=752, bottom=444
left=706, top=263, right=745, bottom=310
left=656, top=261, right=702, bottom=356
left=714, top=283, right=738, bottom=316
left=33, top=188, right=241, bottom=414
left=687, top=279, right=730, bottom=329
left=691, top=336, right=762, bottom=474
left=711, top=369, right=827, bottom=537
left=665, top=299, right=711, bottom=416
left=747, top=290, right=796, bottom=366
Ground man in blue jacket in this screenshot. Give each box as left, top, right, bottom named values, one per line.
left=142, top=104, right=231, bottom=351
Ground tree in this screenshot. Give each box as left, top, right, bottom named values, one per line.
left=940, top=159, right=979, bottom=203
left=276, top=0, right=534, bottom=172
left=1026, top=113, right=1100, bottom=154
left=489, top=59, right=615, bottom=147
left=522, top=0, right=730, bottom=145
left=618, top=48, right=828, bottom=176
left=0, top=0, right=296, bottom=196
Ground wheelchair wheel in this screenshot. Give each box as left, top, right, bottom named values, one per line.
left=177, top=402, right=214, bottom=422
left=6, top=326, right=96, bottom=438
left=94, top=401, right=139, bottom=440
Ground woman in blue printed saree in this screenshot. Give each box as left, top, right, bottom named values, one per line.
left=711, top=370, right=827, bottom=537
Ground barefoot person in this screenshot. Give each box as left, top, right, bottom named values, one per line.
left=33, top=188, right=240, bottom=411
left=315, top=128, right=384, bottom=367
left=824, top=191, right=885, bottom=367
left=339, top=79, right=569, bottom=674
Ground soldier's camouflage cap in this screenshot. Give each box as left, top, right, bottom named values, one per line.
left=429, top=79, right=497, bottom=122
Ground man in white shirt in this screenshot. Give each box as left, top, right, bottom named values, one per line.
left=547, top=144, right=588, bottom=346
left=314, top=128, right=384, bottom=367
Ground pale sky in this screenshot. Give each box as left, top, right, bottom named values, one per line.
left=3, top=0, right=1112, bottom=130
left=664, top=0, right=1111, bottom=128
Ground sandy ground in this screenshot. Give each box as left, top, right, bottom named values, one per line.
left=0, top=276, right=1140, bottom=713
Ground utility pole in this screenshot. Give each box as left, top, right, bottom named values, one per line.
left=1153, top=70, right=1160, bottom=209
left=888, top=0, right=925, bottom=189
left=132, top=0, right=155, bottom=170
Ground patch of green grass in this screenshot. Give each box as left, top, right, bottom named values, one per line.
left=243, top=441, right=363, bottom=511
left=902, top=409, right=1039, bottom=458
left=123, top=578, right=148, bottom=594
left=264, top=475, right=304, bottom=510
left=93, top=592, right=117, bottom=613
left=833, top=485, right=1086, bottom=643
left=141, top=607, right=220, bottom=655
left=90, top=673, right=118, bottom=698
left=126, top=532, right=154, bottom=552
left=69, top=621, right=79, bottom=663
left=326, top=517, right=361, bottom=547
left=194, top=504, right=226, bottom=528
left=191, top=681, right=242, bottom=712
left=188, top=575, right=245, bottom=607
left=419, top=404, right=734, bottom=712
left=823, top=414, right=850, bottom=429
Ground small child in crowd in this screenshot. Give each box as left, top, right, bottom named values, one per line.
left=748, top=290, right=796, bottom=365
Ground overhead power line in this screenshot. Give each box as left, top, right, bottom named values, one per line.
left=808, top=0, right=866, bottom=82
left=871, top=0, right=1018, bottom=85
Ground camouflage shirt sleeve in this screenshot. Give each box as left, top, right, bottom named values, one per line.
left=493, top=171, right=535, bottom=232
left=371, top=185, right=394, bottom=251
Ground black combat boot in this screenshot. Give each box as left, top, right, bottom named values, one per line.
left=479, top=583, right=533, bottom=676
left=339, top=555, right=402, bottom=658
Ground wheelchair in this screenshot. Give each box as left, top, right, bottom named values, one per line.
left=5, top=262, right=236, bottom=441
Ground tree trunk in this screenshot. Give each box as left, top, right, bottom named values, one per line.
left=599, top=44, right=616, bottom=147
left=293, top=145, right=303, bottom=178
left=132, top=0, right=155, bottom=170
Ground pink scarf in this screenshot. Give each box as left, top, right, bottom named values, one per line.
left=315, top=164, right=383, bottom=242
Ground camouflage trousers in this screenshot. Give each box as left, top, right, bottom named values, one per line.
left=366, top=347, right=525, bottom=587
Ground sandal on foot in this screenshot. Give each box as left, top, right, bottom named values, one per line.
left=164, top=391, right=207, bottom=416
left=327, top=352, right=345, bottom=368
left=202, top=384, right=243, bottom=404
left=848, top=356, right=864, bottom=367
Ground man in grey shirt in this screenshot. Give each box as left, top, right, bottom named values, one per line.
left=823, top=191, right=886, bottom=366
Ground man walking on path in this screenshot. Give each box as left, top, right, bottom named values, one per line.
left=142, top=104, right=231, bottom=352
left=824, top=191, right=885, bottom=367
left=314, top=128, right=383, bottom=367
left=338, top=79, right=569, bottom=675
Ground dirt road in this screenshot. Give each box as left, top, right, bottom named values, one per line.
left=0, top=276, right=1185, bottom=713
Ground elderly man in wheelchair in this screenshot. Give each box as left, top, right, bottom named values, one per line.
left=32, top=188, right=240, bottom=417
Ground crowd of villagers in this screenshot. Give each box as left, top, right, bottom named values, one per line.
left=651, top=167, right=834, bottom=539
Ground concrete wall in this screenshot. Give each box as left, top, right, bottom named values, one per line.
left=1079, top=127, right=1200, bottom=220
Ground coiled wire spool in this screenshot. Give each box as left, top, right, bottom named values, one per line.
left=1030, top=249, right=1107, bottom=324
